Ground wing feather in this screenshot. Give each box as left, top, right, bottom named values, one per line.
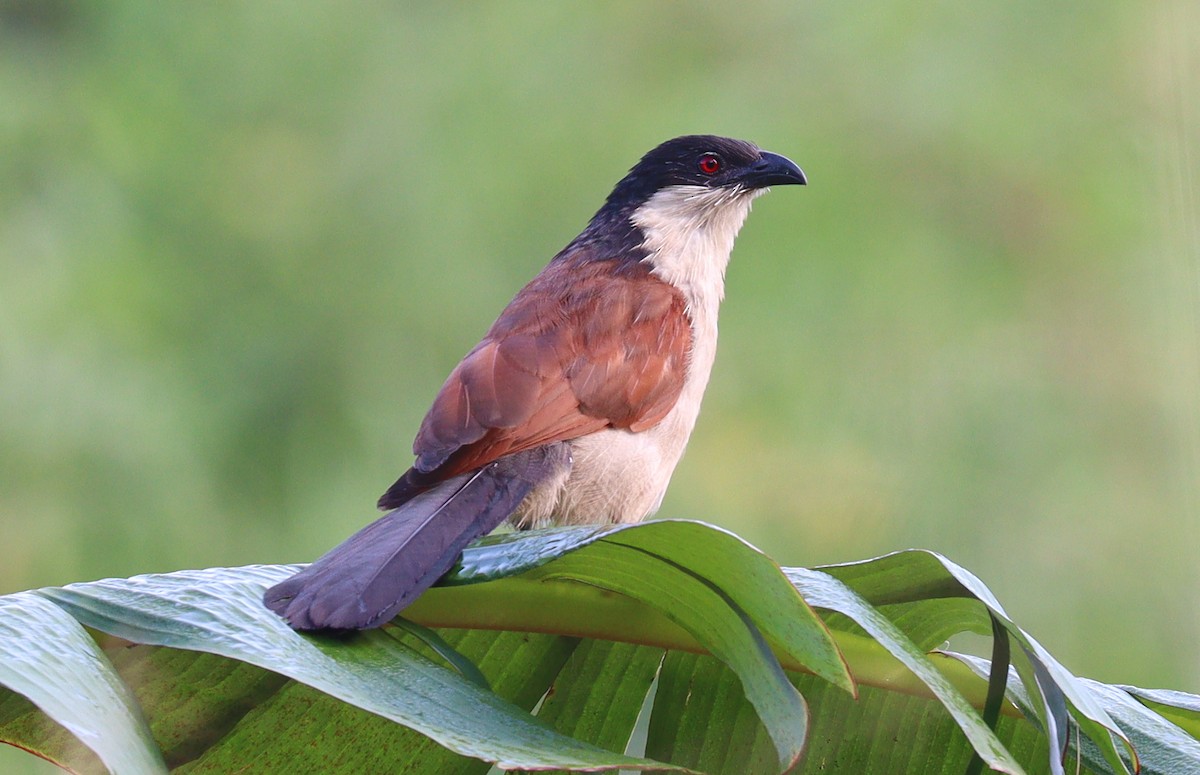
left=399, top=248, right=691, bottom=492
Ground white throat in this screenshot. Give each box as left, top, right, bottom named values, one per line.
left=631, top=184, right=763, bottom=321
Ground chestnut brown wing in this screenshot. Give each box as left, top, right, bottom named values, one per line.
left=411, top=255, right=692, bottom=480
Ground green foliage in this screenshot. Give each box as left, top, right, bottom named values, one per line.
left=1, top=521, right=1197, bottom=774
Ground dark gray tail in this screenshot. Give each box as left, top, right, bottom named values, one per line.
left=264, top=445, right=566, bottom=631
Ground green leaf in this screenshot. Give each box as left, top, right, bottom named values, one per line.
left=1120, top=686, right=1200, bottom=739
left=1, top=524, right=1194, bottom=774
left=787, top=567, right=1025, bottom=774
left=525, top=540, right=809, bottom=770
left=173, top=679, right=458, bottom=774
left=647, top=651, right=782, bottom=774
left=813, top=550, right=971, bottom=606
left=953, top=655, right=1200, bottom=775
left=535, top=640, right=664, bottom=759
left=602, top=520, right=852, bottom=693
left=443, top=520, right=855, bottom=771
left=107, top=647, right=288, bottom=770
left=1089, top=681, right=1200, bottom=772
left=382, top=619, right=491, bottom=691
left=1122, top=687, right=1200, bottom=715
left=1079, top=680, right=1200, bottom=775
left=790, top=670, right=1064, bottom=774
left=0, top=685, right=106, bottom=773
left=644, top=650, right=1065, bottom=775
left=0, top=592, right=166, bottom=775
left=35, top=565, right=681, bottom=772
left=451, top=520, right=852, bottom=694
left=818, top=550, right=1139, bottom=774
left=934, top=554, right=1134, bottom=773
left=447, top=525, right=617, bottom=582
left=175, top=629, right=580, bottom=774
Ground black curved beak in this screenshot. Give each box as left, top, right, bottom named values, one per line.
left=742, top=151, right=807, bottom=188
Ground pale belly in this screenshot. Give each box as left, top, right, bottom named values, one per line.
left=510, top=424, right=685, bottom=528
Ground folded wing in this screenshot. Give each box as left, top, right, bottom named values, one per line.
left=379, top=250, right=692, bottom=509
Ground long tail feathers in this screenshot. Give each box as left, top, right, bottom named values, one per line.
left=264, top=444, right=566, bottom=631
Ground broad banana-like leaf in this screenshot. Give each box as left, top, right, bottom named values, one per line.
left=0, top=521, right=1196, bottom=774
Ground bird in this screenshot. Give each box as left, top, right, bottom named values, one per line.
left=263, top=135, right=806, bottom=631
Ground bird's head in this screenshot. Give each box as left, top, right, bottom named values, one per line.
left=577, top=136, right=805, bottom=302
left=563, top=136, right=805, bottom=310
left=602, top=135, right=807, bottom=215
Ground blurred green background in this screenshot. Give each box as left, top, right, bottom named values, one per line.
left=2, top=2, right=1199, bottom=766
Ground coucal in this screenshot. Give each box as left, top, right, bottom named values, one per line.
left=264, top=135, right=806, bottom=630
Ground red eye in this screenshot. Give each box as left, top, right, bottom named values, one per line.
left=697, top=153, right=722, bottom=175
